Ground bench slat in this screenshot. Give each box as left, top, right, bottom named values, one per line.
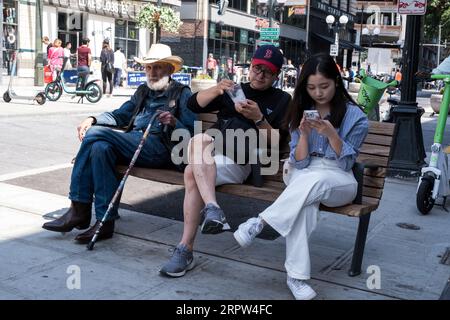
left=364, top=134, right=393, bottom=146
left=363, top=196, right=380, bottom=206
left=357, top=153, right=389, bottom=168
left=119, top=167, right=185, bottom=185
left=359, top=144, right=391, bottom=157
left=363, top=176, right=385, bottom=188
left=320, top=203, right=377, bottom=217
left=367, top=121, right=396, bottom=136
left=363, top=167, right=387, bottom=178
left=363, top=186, right=383, bottom=199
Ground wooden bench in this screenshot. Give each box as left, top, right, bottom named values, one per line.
left=117, top=113, right=396, bottom=277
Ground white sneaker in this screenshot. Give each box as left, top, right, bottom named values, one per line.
left=287, top=276, right=317, bottom=300
left=233, top=217, right=264, bottom=247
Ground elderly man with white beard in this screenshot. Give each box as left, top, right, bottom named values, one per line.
left=42, top=44, right=196, bottom=243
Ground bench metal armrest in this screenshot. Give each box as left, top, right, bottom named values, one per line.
left=352, top=162, right=381, bottom=204
left=352, top=163, right=364, bottom=205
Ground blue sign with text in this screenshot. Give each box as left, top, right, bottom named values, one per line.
left=127, top=71, right=147, bottom=87
left=171, top=73, right=192, bottom=86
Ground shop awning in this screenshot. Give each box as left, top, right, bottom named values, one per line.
left=312, top=33, right=367, bottom=52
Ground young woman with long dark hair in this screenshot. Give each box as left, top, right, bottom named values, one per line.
left=233, top=53, right=369, bottom=300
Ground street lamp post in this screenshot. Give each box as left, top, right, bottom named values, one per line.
left=389, top=15, right=426, bottom=176
left=362, top=26, right=380, bottom=47
left=326, top=14, right=348, bottom=59
left=35, top=0, right=43, bottom=86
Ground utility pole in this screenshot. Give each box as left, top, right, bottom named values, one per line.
left=357, top=3, right=364, bottom=73
left=437, top=20, right=450, bottom=66
left=268, top=0, right=274, bottom=27
left=155, top=0, right=162, bottom=43
left=305, top=0, right=311, bottom=54
left=35, top=0, right=43, bottom=86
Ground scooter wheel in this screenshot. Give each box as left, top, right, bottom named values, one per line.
left=416, top=176, right=435, bottom=215
left=3, top=91, right=11, bottom=103
left=35, top=92, right=46, bottom=105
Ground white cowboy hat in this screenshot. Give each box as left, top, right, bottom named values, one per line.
left=134, top=43, right=183, bottom=73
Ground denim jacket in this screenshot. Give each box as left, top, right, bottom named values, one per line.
left=95, top=81, right=197, bottom=136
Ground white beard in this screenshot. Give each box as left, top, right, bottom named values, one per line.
left=147, top=76, right=170, bottom=91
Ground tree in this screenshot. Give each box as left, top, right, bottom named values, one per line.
left=136, top=4, right=182, bottom=43
left=424, top=0, right=450, bottom=43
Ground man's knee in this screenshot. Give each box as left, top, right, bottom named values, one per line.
left=188, top=133, right=214, bottom=163
left=84, top=125, right=110, bottom=140
left=190, top=133, right=213, bottom=148
left=90, top=140, right=115, bottom=160
left=184, top=165, right=196, bottom=187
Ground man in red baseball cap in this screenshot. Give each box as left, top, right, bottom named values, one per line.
left=160, top=44, right=292, bottom=278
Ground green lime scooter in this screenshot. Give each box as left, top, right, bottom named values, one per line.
left=416, top=74, right=450, bottom=214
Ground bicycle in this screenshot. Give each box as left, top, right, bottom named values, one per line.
left=416, top=73, right=450, bottom=214
left=44, top=60, right=102, bottom=103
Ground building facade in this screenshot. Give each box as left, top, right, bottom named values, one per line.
left=174, top=0, right=360, bottom=71
left=1, top=0, right=181, bottom=83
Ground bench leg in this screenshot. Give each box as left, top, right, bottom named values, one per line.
left=348, top=213, right=371, bottom=277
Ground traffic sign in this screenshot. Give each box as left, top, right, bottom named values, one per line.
left=330, top=44, right=338, bottom=57
left=260, top=27, right=280, bottom=40
left=398, top=0, right=427, bottom=15
left=258, top=40, right=280, bottom=47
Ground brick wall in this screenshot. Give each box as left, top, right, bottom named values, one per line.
left=161, top=20, right=206, bottom=67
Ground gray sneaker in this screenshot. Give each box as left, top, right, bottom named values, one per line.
left=200, top=203, right=230, bottom=234
left=160, top=244, right=195, bottom=277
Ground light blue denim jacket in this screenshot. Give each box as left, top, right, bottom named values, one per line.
left=289, top=103, right=369, bottom=172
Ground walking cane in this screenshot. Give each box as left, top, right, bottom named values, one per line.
left=87, top=111, right=162, bottom=250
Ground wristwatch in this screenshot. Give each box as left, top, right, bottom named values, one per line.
left=254, top=115, right=265, bottom=127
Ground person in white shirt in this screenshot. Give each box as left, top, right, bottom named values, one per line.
left=113, top=47, right=126, bottom=88
left=63, top=42, right=72, bottom=70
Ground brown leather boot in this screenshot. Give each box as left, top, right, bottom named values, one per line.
left=74, top=220, right=115, bottom=244
left=42, top=201, right=92, bottom=232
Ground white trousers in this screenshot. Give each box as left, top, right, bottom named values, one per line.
left=259, top=157, right=358, bottom=280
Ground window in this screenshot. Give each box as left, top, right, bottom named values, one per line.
left=115, top=19, right=139, bottom=66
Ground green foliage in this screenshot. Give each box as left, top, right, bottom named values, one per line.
left=136, top=4, right=182, bottom=34
left=424, top=0, right=450, bottom=42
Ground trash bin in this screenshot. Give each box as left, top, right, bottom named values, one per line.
left=357, top=69, right=397, bottom=121
left=35, top=52, right=45, bottom=86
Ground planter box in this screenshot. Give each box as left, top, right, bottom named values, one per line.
left=430, top=94, right=450, bottom=114
left=191, top=79, right=217, bottom=93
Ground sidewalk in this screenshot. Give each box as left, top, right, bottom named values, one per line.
left=0, top=171, right=449, bottom=299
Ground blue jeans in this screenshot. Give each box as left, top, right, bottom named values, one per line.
left=77, top=65, right=90, bottom=90
left=114, top=68, right=122, bottom=87
left=69, top=126, right=170, bottom=221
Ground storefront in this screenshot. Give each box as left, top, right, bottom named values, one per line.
left=42, top=0, right=171, bottom=65
left=207, top=22, right=256, bottom=66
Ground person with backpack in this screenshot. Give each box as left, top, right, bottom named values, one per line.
left=42, top=44, right=197, bottom=244
left=100, top=39, right=115, bottom=97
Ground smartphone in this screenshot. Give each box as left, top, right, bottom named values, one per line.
left=227, top=84, right=247, bottom=104
left=304, top=110, right=320, bottom=120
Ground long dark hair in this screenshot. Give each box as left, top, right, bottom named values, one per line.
left=283, top=53, right=360, bottom=131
